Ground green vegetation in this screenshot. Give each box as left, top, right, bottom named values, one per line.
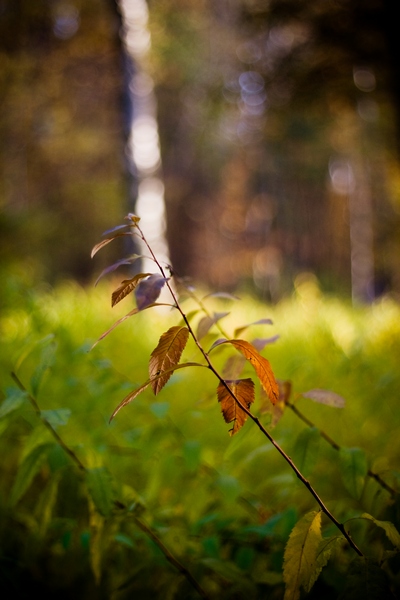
left=1, top=257, right=400, bottom=598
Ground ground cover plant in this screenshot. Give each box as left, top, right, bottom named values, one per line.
left=1, top=217, right=400, bottom=598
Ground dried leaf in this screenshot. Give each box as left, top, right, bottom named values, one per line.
left=229, top=339, right=279, bottom=405
left=217, top=378, right=255, bottom=436
left=111, top=273, right=152, bottom=307
left=90, top=232, right=132, bottom=258
left=197, top=312, right=229, bottom=340
left=125, top=212, right=141, bottom=225
left=234, top=318, right=273, bottom=338
left=222, top=354, right=246, bottom=380
left=110, top=362, right=207, bottom=421
left=283, top=511, right=323, bottom=600
left=302, top=389, right=346, bottom=408
left=135, top=273, right=169, bottom=310
left=149, top=326, right=190, bottom=394
left=250, top=335, right=280, bottom=350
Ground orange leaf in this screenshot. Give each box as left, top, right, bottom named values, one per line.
left=149, top=326, right=190, bottom=394
left=228, top=339, right=279, bottom=405
left=217, top=378, right=255, bottom=436
left=111, top=273, right=152, bottom=307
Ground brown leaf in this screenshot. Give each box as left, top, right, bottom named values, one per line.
left=234, top=318, right=273, bottom=338
left=90, top=233, right=131, bottom=258
left=149, top=326, right=190, bottom=394
left=111, top=273, right=152, bottom=307
left=217, top=378, right=255, bottom=436
left=228, top=339, right=279, bottom=405
left=196, top=312, right=229, bottom=340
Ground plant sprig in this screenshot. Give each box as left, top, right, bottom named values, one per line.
left=92, top=214, right=364, bottom=565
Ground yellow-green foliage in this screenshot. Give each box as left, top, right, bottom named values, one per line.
left=1, top=275, right=400, bottom=598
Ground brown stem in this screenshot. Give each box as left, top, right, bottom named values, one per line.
left=134, top=227, right=363, bottom=557
left=11, top=371, right=86, bottom=472
left=10, top=370, right=210, bottom=600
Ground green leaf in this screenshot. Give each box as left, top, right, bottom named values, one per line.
left=41, top=408, right=71, bottom=428
left=339, top=447, right=368, bottom=499
left=362, top=513, right=400, bottom=549
left=306, top=535, right=343, bottom=593
left=283, top=511, right=323, bottom=600
left=292, top=427, right=320, bottom=477
left=0, top=387, right=28, bottom=418
left=339, top=557, right=391, bottom=600
left=31, top=341, right=57, bottom=396
left=86, top=467, right=114, bottom=517
left=10, top=443, right=55, bottom=506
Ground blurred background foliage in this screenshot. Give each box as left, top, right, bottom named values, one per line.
left=1, top=0, right=400, bottom=301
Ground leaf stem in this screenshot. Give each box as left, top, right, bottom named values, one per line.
left=10, top=370, right=210, bottom=600
left=133, top=223, right=364, bottom=556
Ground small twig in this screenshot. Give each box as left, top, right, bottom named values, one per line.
left=10, top=371, right=210, bottom=600
left=133, top=516, right=209, bottom=599
left=11, top=371, right=86, bottom=471
left=136, top=222, right=364, bottom=558
left=287, top=401, right=397, bottom=498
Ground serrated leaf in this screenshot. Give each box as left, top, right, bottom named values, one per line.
left=339, top=557, right=391, bottom=600
left=135, top=273, right=169, bottom=310
left=86, top=467, right=114, bottom=517
left=362, top=513, right=400, bottom=549
left=217, top=378, right=255, bottom=436
left=91, top=232, right=132, bottom=258
left=0, top=388, right=28, bottom=418
left=10, top=443, right=55, bottom=505
left=149, top=326, right=190, bottom=394
left=306, top=535, right=342, bottom=592
left=224, top=339, right=279, bottom=405
left=302, top=388, right=346, bottom=408
left=292, top=427, right=321, bottom=477
left=339, top=447, right=368, bottom=499
left=234, top=318, right=273, bottom=338
left=197, top=312, right=229, bottom=340
left=111, top=272, right=152, bottom=307
left=110, top=362, right=207, bottom=421
left=283, top=511, right=322, bottom=600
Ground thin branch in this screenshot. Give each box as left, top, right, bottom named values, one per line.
left=287, top=401, right=397, bottom=498
left=11, top=371, right=86, bottom=472
left=10, top=371, right=210, bottom=600
left=134, top=222, right=364, bottom=557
